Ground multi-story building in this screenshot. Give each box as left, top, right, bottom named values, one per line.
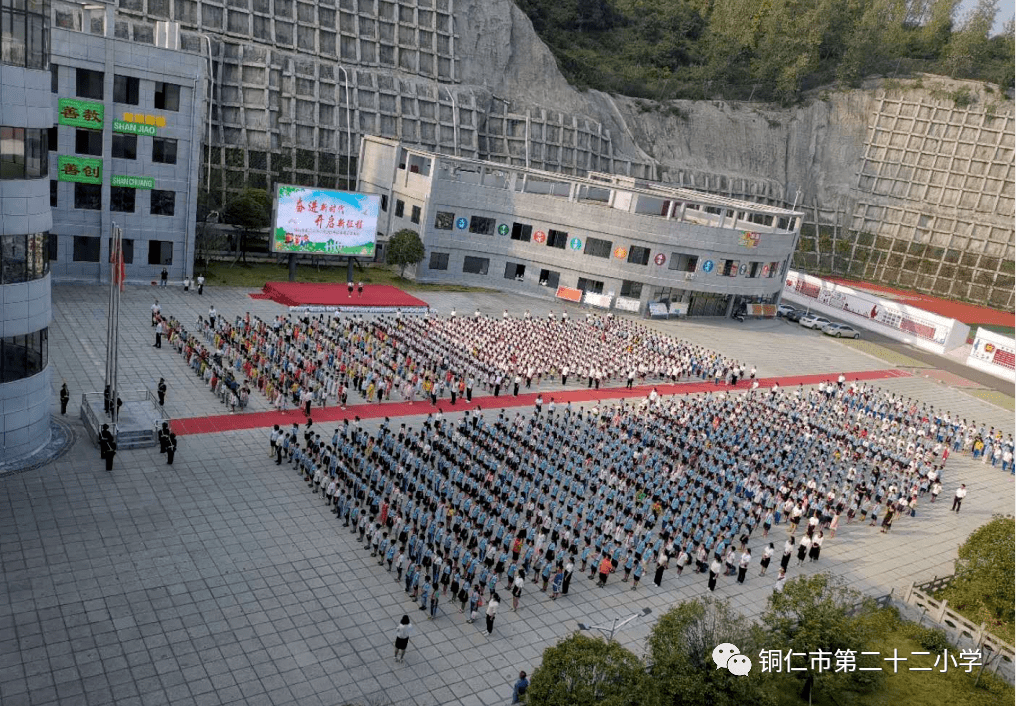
left=0, top=0, right=54, bottom=461
left=48, top=2, right=205, bottom=282
left=359, top=136, right=803, bottom=316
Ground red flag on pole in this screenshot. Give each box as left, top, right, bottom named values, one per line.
left=110, top=238, right=125, bottom=291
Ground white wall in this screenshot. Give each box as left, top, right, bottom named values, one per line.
left=782, top=270, right=970, bottom=356
left=966, top=328, right=1016, bottom=383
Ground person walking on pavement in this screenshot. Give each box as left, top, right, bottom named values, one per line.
left=151, top=299, right=160, bottom=326
left=951, top=484, right=967, bottom=512
left=393, top=615, right=414, bottom=663
left=166, top=433, right=177, bottom=465
left=484, top=593, right=500, bottom=635
left=100, top=424, right=116, bottom=472
left=157, top=378, right=167, bottom=406
left=511, top=671, right=530, bottom=704
left=59, top=381, right=69, bottom=415
left=196, top=274, right=205, bottom=295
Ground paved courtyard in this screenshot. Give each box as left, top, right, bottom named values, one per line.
left=0, top=282, right=1012, bottom=706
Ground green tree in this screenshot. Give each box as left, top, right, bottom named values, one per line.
left=943, top=0, right=999, bottom=76
left=647, top=599, right=774, bottom=706
left=194, top=189, right=225, bottom=271
left=221, top=187, right=272, bottom=264
left=762, top=573, right=885, bottom=700
left=385, top=228, right=425, bottom=278
left=946, top=515, right=1016, bottom=631
left=527, top=633, right=655, bottom=706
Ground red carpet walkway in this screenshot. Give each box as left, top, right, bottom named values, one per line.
left=254, top=281, right=429, bottom=309
left=172, top=368, right=911, bottom=436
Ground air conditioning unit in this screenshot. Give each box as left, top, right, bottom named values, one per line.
left=684, top=272, right=696, bottom=280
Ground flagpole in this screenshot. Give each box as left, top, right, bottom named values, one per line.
left=105, top=223, right=122, bottom=442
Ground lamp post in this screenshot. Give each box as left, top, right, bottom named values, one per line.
left=577, top=607, right=652, bottom=643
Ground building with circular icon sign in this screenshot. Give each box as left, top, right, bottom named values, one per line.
left=360, top=136, right=804, bottom=316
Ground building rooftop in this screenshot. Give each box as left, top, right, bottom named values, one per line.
left=367, top=136, right=804, bottom=234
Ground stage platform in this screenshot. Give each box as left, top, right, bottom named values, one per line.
left=252, top=281, right=430, bottom=313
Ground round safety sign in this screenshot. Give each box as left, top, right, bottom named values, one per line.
left=654, top=253, right=666, bottom=266
left=702, top=260, right=715, bottom=273
left=455, top=217, right=468, bottom=230
left=613, top=247, right=628, bottom=259
left=498, top=223, right=509, bottom=236
left=569, top=237, right=583, bottom=251
left=533, top=230, right=547, bottom=244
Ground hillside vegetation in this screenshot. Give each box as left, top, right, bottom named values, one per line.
left=513, top=0, right=1014, bottom=103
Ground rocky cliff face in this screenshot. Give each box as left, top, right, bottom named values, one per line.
left=108, top=0, right=1014, bottom=308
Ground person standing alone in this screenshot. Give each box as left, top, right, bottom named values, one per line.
left=166, top=433, right=177, bottom=465
left=951, top=484, right=967, bottom=513
left=160, top=267, right=168, bottom=287
left=157, top=378, right=167, bottom=406
left=393, top=615, right=414, bottom=663
left=484, top=593, right=500, bottom=635
left=100, top=424, right=116, bottom=472
left=59, top=381, right=69, bottom=415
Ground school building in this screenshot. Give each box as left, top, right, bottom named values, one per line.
left=358, top=136, right=804, bottom=317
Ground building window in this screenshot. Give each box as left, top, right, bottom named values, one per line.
left=111, top=133, right=137, bottom=160
left=433, top=211, right=454, bottom=230
left=110, top=186, right=136, bottom=213
left=584, top=237, right=612, bottom=259
left=410, top=204, right=421, bottom=224
left=748, top=261, right=762, bottom=278
left=394, top=199, right=404, bottom=218
left=50, top=179, right=57, bottom=207
left=2, top=1, right=49, bottom=70
left=462, top=255, right=489, bottom=275
left=510, top=222, right=532, bottom=242
left=47, top=234, right=57, bottom=262
left=576, top=277, right=604, bottom=294
left=627, top=245, right=651, bottom=266
left=51, top=64, right=59, bottom=93
left=380, top=193, right=388, bottom=212
left=722, top=259, right=739, bottom=277
left=469, top=216, right=495, bottom=235
left=74, top=183, right=102, bottom=210
left=150, top=189, right=175, bottom=216
left=147, top=240, right=173, bottom=265
left=0, top=329, right=49, bottom=383
left=113, top=75, right=140, bottom=105
left=76, top=68, right=104, bottom=100
left=768, top=261, right=780, bottom=277
left=154, top=82, right=181, bottom=111
left=546, top=229, right=568, bottom=249
left=152, top=137, right=177, bottom=164
left=428, top=252, right=449, bottom=270
left=620, top=280, right=643, bottom=299
left=504, top=262, right=526, bottom=280
left=1, top=127, right=48, bottom=179
left=73, top=235, right=101, bottom=261
left=75, top=129, right=102, bottom=156
left=108, top=237, right=134, bottom=263
left=47, top=125, right=57, bottom=151
left=538, top=269, right=560, bottom=288
left=1, top=233, right=49, bottom=283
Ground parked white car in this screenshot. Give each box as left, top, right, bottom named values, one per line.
left=777, top=304, right=796, bottom=318
left=799, top=314, right=831, bottom=330
left=822, top=323, right=861, bottom=339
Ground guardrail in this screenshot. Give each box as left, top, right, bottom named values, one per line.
left=901, top=580, right=1015, bottom=680
left=78, top=389, right=168, bottom=449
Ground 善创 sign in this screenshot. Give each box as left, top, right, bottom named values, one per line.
left=57, top=156, right=102, bottom=184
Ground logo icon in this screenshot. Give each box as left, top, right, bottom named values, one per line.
left=654, top=253, right=666, bottom=266
left=569, top=237, right=583, bottom=251
left=455, top=217, right=468, bottom=230
left=533, top=230, right=547, bottom=244
left=712, top=643, right=752, bottom=676
left=613, top=247, right=628, bottom=259
left=498, top=223, right=509, bottom=236
left=702, top=259, right=715, bottom=273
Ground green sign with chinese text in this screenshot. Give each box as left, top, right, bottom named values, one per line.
left=58, top=98, right=104, bottom=129
left=57, top=156, right=103, bottom=184
left=112, top=175, right=154, bottom=189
